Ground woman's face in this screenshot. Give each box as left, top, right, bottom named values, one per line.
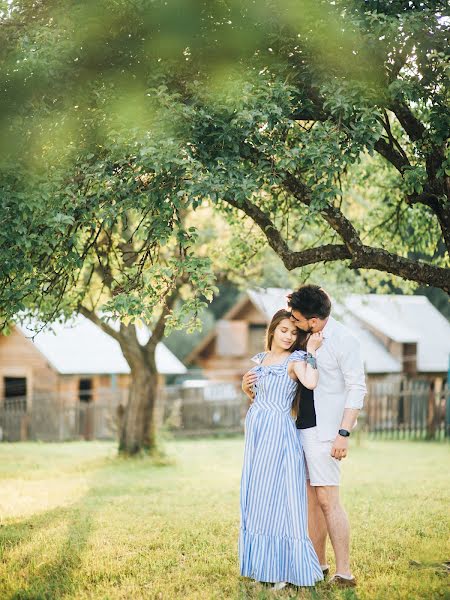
left=272, top=318, right=298, bottom=351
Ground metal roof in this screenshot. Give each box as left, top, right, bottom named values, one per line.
left=344, top=294, right=450, bottom=372
left=17, top=315, right=187, bottom=375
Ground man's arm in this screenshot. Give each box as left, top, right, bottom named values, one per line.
left=340, top=408, right=360, bottom=432
left=339, top=335, right=366, bottom=411
left=331, top=335, right=366, bottom=460
left=242, top=371, right=257, bottom=402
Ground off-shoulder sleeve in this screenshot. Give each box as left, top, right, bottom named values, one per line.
left=251, top=352, right=266, bottom=364
left=287, top=350, right=307, bottom=363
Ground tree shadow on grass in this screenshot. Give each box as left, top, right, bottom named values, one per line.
left=0, top=501, right=94, bottom=600
left=0, top=507, right=65, bottom=560
left=0, top=457, right=146, bottom=600
left=0, top=452, right=175, bottom=600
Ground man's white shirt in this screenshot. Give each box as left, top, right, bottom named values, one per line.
left=314, top=316, right=367, bottom=441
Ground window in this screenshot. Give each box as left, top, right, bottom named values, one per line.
left=79, top=379, right=93, bottom=403
left=3, top=377, right=27, bottom=410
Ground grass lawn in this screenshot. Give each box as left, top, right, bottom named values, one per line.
left=0, top=437, right=448, bottom=600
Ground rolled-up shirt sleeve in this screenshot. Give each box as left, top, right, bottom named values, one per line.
left=337, top=335, right=367, bottom=410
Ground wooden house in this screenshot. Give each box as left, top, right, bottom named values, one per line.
left=0, top=315, right=186, bottom=441
left=186, top=289, right=450, bottom=392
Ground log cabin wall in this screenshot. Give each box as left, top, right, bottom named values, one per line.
left=0, top=327, right=59, bottom=408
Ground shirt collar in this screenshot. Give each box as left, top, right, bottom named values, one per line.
left=320, top=315, right=337, bottom=339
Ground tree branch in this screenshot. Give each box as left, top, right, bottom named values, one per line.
left=374, top=140, right=449, bottom=252
left=222, top=195, right=450, bottom=293
left=374, top=138, right=409, bottom=174
left=144, top=285, right=180, bottom=357
left=223, top=195, right=296, bottom=265
left=347, top=246, right=450, bottom=293
left=250, top=98, right=449, bottom=282
left=388, top=37, right=414, bottom=83
left=284, top=244, right=352, bottom=267
left=379, top=110, right=411, bottom=165
left=390, top=102, right=426, bottom=144
left=282, top=174, right=364, bottom=254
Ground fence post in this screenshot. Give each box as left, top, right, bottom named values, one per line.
left=446, top=355, right=450, bottom=438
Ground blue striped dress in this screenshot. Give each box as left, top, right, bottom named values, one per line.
left=239, top=351, right=323, bottom=587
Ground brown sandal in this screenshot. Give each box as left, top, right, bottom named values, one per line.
left=329, top=574, right=357, bottom=587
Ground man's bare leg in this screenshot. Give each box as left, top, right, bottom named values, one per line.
left=306, top=480, right=328, bottom=566
left=315, top=486, right=351, bottom=576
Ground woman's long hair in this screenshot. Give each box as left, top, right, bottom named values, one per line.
left=264, top=309, right=308, bottom=417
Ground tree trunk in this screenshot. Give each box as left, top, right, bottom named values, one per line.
left=118, top=341, right=159, bottom=455
left=81, top=288, right=179, bottom=456
left=119, top=362, right=158, bottom=454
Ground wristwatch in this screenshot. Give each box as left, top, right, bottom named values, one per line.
left=338, top=429, right=351, bottom=437
left=306, top=353, right=317, bottom=369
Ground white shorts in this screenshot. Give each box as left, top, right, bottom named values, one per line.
left=299, top=426, right=341, bottom=487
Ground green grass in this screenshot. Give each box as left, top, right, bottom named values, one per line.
left=0, top=438, right=448, bottom=600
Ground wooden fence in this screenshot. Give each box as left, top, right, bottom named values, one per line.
left=0, top=378, right=448, bottom=442
left=0, top=390, right=125, bottom=442
left=365, top=379, right=448, bottom=440
left=161, top=379, right=449, bottom=440
left=159, top=382, right=246, bottom=436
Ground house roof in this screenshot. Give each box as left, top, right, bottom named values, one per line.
left=331, top=302, right=402, bottom=374
left=344, top=294, right=450, bottom=372
left=188, top=288, right=450, bottom=374
left=247, top=288, right=292, bottom=320
left=17, top=315, right=187, bottom=375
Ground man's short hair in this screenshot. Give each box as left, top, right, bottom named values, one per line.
left=288, top=285, right=331, bottom=320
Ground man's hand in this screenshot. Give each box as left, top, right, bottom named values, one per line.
left=242, top=370, right=257, bottom=401
left=331, top=434, right=349, bottom=461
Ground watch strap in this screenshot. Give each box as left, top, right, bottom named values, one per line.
left=338, top=428, right=351, bottom=437
left=306, top=353, right=317, bottom=369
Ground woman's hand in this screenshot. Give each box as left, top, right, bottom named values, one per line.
left=242, top=371, right=257, bottom=401
left=306, top=331, right=323, bottom=353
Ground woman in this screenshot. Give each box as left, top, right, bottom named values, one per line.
left=239, top=309, right=323, bottom=589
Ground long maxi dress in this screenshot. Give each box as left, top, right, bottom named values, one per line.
left=239, top=350, right=323, bottom=587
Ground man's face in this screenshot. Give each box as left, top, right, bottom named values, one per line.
left=289, top=308, right=315, bottom=333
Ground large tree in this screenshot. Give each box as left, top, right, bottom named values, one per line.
left=2, top=116, right=215, bottom=454
left=176, top=1, right=449, bottom=292
left=1, top=1, right=448, bottom=455
left=1, top=0, right=448, bottom=302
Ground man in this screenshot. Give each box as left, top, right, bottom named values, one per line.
left=242, top=285, right=366, bottom=587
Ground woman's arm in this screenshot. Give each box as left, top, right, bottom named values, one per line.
left=290, top=331, right=323, bottom=388
left=292, top=358, right=318, bottom=389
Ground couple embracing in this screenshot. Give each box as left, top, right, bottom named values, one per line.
left=239, top=285, right=366, bottom=590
